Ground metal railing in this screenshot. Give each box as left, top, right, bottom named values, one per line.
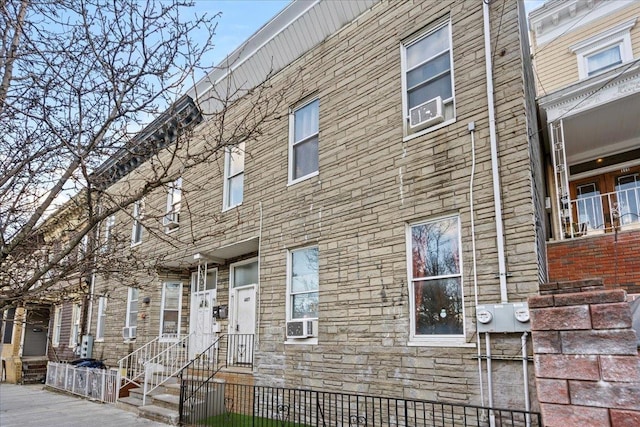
left=179, top=334, right=254, bottom=424
left=180, top=382, right=542, bottom=427
left=117, top=336, right=163, bottom=389
left=46, top=362, right=118, bottom=403
left=562, top=187, right=640, bottom=238
left=141, top=333, right=193, bottom=405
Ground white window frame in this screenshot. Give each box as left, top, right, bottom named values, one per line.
left=223, top=142, right=245, bottom=211
left=131, top=200, right=144, bottom=246
left=102, top=215, right=115, bottom=252
left=401, top=18, right=456, bottom=140
left=52, top=306, right=62, bottom=347
left=406, top=215, right=468, bottom=346
left=571, top=19, right=636, bottom=79
left=288, top=98, right=319, bottom=185
left=69, top=303, right=81, bottom=348
left=125, top=287, right=138, bottom=341
left=95, top=297, right=107, bottom=341
left=164, top=177, right=182, bottom=233
left=159, top=282, right=182, bottom=342
left=286, top=246, right=319, bottom=322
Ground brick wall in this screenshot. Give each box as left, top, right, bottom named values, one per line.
left=529, top=279, right=640, bottom=427
left=547, top=229, right=640, bottom=293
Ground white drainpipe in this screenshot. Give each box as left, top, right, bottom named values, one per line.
left=483, top=0, right=508, bottom=304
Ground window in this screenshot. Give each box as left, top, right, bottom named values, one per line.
left=223, top=142, right=245, bottom=209
left=571, top=19, right=635, bottom=79
left=125, top=287, right=139, bottom=339
left=232, top=260, right=258, bottom=288
left=69, top=303, right=81, bottom=348
left=289, top=99, right=319, bottom=183
left=102, top=215, right=115, bottom=252
left=287, top=247, right=319, bottom=320
left=160, top=283, right=182, bottom=340
left=52, top=306, right=62, bottom=347
left=131, top=200, right=143, bottom=245
left=407, top=216, right=463, bottom=341
left=2, top=307, right=16, bottom=344
left=96, top=297, right=107, bottom=341
left=164, top=177, right=182, bottom=231
left=401, top=19, right=454, bottom=136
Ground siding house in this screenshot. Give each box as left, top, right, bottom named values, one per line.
left=29, top=0, right=547, bottom=420
left=530, top=0, right=640, bottom=291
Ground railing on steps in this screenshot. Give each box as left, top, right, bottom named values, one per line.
left=117, top=336, right=163, bottom=391
left=141, top=332, right=193, bottom=405
left=178, top=334, right=254, bottom=425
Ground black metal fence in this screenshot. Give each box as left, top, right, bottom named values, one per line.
left=180, top=382, right=541, bottom=427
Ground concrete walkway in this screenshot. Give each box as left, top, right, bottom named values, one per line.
left=0, top=383, right=170, bottom=426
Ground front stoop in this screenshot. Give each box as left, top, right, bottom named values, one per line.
left=115, top=381, right=182, bottom=425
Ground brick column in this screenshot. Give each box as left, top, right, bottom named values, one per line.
left=529, top=279, right=640, bottom=427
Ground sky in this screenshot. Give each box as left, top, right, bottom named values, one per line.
left=195, top=0, right=546, bottom=68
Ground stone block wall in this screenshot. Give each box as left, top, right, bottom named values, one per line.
left=529, top=279, right=640, bottom=426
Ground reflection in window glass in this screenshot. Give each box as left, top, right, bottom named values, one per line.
left=409, top=217, right=463, bottom=336
left=233, top=261, right=258, bottom=288
left=291, top=99, right=319, bottom=181
left=289, top=247, right=318, bottom=319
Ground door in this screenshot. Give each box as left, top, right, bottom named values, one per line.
left=189, top=266, right=217, bottom=360
left=229, top=259, right=258, bottom=365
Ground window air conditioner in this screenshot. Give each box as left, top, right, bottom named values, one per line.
left=122, top=326, right=137, bottom=340
left=162, top=212, right=180, bottom=229
left=408, top=96, right=444, bottom=130
left=286, top=320, right=314, bottom=339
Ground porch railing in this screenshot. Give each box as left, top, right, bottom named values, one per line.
left=141, top=332, right=193, bottom=405
left=562, top=187, right=640, bottom=238
left=46, top=362, right=118, bottom=403
left=179, top=382, right=542, bottom=427
left=179, top=334, right=254, bottom=424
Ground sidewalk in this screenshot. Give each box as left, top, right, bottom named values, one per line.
left=0, top=383, right=169, bottom=426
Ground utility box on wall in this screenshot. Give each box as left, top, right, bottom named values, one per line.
left=80, top=335, right=93, bottom=358
left=476, top=302, right=530, bottom=333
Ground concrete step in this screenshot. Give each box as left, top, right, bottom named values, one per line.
left=138, top=404, right=179, bottom=426
left=115, top=395, right=143, bottom=414
left=150, top=393, right=180, bottom=411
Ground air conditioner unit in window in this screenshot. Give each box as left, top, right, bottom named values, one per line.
left=162, top=212, right=180, bottom=229
left=286, top=320, right=314, bottom=339
left=122, top=326, right=137, bottom=340
left=408, top=96, right=444, bottom=130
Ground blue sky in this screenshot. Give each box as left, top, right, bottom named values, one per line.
left=196, top=0, right=546, bottom=67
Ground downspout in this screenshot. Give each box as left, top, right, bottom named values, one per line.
left=482, top=0, right=508, bottom=304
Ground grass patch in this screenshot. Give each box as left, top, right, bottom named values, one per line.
left=200, top=412, right=311, bottom=427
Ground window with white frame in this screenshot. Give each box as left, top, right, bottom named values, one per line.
left=407, top=216, right=463, bottom=340
left=96, top=297, right=107, bottom=341
left=287, top=247, right=319, bottom=320
left=2, top=307, right=16, bottom=344
left=401, top=19, right=455, bottom=136
left=160, top=283, right=182, bottom=340
left=289, top=99, right=319, bottom=183
left=164, top=177, right=182, bottom=231
left=131, top=200, right=143, bottom=245
left=69, top=303, right=81, bottom=348
left=223, top=141, right=245, bottom=209
left=102, top=215, right=115, bottom=252
left=571, top=19, right=636, bottom=79
left=124, top=287, right=138, bottom=339
left=52, top=306, right=62, bottom=347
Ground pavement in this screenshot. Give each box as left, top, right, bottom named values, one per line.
left=0, top=383, right=169, bottom=426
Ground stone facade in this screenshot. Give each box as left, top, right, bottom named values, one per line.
left=88, top=0, right=543, bottom=410
left=530, top=279, right=640, bottom=426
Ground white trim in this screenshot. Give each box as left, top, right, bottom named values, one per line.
left=228, top=257, right=259, bottom=335
left=131, top=200, right=143, bottom=246
left=285, top=246, right=319, bottom=328
left=288, top=98, right=320, bottom=184
left=95, top=297, right=107, bottom=342
left=405, top=214, right=465, bottom=343
left=52, top=306, right=62, bottom=347
left=159, top=282, right=183, bottom=342
left=68, top=303, right=81, bottom=348
left=124, top=287, right=138, bottom=342
left=400, top=19, right=455, bottom=137
left=222, top=142, right=245, bottom=211
left=571, top=19, right=635, bottom=79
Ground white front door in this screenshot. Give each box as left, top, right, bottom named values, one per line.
left=189, top=267, right=217, bottom=360
left=229, top=259, right=258, bottom=365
